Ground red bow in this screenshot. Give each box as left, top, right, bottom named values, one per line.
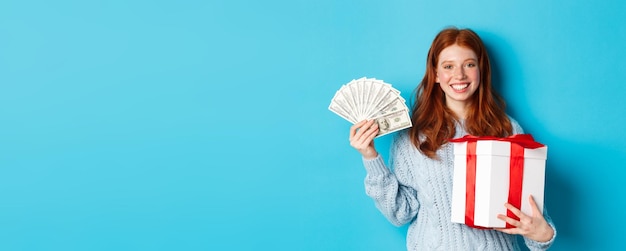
left=449, top=134, right=545, bottom=149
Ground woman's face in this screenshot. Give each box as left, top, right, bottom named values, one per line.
left=436, top=44, right=480, bottom=107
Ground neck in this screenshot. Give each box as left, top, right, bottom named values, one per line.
left=446, top=100, right=469, bottom=119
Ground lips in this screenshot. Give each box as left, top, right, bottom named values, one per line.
left=451, top=83, right=470, bottom=91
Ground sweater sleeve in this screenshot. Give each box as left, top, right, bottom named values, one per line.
left=510, top=116, right=524, bottom=134
left=362, top=133, right=419, bottom=227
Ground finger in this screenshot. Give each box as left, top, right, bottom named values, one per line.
left=350, top=121, right=370, bottom=142
left=355, top=123, right=378, bottom=146
left=354, top=120, right=376, bottom=139
left=504, top=202, right=523, bottom=218
left=350, top=120, right=368, bottom=139
left=497, top=214, right=521, bottom=228
left=528, top=195, right=542, bottom=217
left=361, top=119, right=376, bottom=130
left=362, top=124, right=379, bottom=143
left=366, top=130, right=379, bottom=145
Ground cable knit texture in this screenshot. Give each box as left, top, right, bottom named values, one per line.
left=363, top=118, right=556, bottom=251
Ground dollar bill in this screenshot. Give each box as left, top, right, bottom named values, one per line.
left=329, top=77, right=413, bottom=137
left=370, top=96, right=407, bottom=118
left=372, top=108, right=412, bottom=138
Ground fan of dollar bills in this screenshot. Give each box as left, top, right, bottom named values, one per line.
left=328, top=77, right=413, bottom=138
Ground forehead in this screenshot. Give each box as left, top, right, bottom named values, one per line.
left=438, top=44, right=477, bottom=62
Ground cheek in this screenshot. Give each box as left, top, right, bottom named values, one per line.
left=437, top=72, right=451, bottom=83
left=470, top=69, right=481, bottom=81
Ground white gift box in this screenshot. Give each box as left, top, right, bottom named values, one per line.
left=450, top=136, right=548, bottom=228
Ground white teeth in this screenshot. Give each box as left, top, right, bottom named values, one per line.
left=451, top=84, right=469, bottom=90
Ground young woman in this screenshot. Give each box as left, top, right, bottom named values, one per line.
left=349, top=27, right=556, bottom=250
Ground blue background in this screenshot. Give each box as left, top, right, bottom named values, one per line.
left=1, top=0, right=625, bottom=250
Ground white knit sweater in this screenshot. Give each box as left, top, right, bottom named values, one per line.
left=362, top=119, right=556, bottom=251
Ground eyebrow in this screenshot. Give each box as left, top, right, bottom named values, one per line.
left=439, top=58, right=478, bottom=64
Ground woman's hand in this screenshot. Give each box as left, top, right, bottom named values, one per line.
left=495, top=195, right=554, bottom=243
left=349, top=120, right=379, bottom=159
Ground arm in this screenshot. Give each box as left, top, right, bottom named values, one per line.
left=362, top=143, right=419, bottom=226
left=349, top=120, right=418, bottom=226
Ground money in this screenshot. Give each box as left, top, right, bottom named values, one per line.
left=372, top=109, right=413, bottom=137
left=328, top=77, right=413, bottom=137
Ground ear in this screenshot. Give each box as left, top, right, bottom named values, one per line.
left=435, top=71, right=440, bottom=83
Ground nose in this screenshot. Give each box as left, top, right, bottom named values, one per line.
left=453, top=67, right=466, bottom=79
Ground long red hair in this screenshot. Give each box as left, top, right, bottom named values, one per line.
left=409, top=27, right=513, bottom=159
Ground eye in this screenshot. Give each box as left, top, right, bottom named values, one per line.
left=443, top=64, right=453, bottom=70
left=466, top=63, right=477, bottom=68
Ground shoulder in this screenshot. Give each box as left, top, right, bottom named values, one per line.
left=388, top=128, right=424, bottom=165
left=392, top=128, right=412, bottom=143
left=508, top=116, right=525, bottom=134
left=389, top=128, right=414, bottom=153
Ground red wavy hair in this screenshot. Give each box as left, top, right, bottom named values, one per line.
left=409, top=27, right=513, bottom=159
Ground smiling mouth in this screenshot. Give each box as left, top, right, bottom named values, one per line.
left=451, top=83, right=470, bottom=91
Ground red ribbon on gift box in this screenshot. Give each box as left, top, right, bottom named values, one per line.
left=449, top=134, right=545, bottom=229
